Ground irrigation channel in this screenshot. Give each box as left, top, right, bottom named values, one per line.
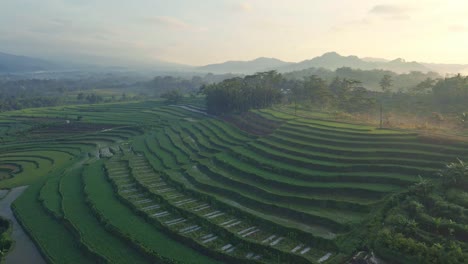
left=0, top=186, right=45, bottom=264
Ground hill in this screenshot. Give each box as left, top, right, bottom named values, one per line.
left=196, top=57, right=292, bottom=74
left=0, top=52, right=58, bottom=73
left=197, top=52, right=433, bottom=74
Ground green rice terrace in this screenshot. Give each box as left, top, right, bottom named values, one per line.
left=1, top=99, right=468, bottom=263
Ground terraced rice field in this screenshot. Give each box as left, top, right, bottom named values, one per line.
left=1, top=100, right=467, bottom=263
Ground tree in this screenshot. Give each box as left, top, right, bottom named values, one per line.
left=202, top=71, right=284, bottom=115
left=380, top=74, right=393, bottom=93
left=438, top=159, right=468, bottom=186
left=379, top=75, right=393, bottom=128
left=161, top=90, right=183, bottom=104
left=303, top=75, right=332, bottom=109
left=411, top=78, right=435, bottom=94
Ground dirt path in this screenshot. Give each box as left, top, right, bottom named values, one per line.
left=0, top=186, right=46, bottom=264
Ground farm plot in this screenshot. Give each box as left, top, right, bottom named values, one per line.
left=83, top=161, right=219, bottom=263
left=103, top=158, right=264, bottom=263
left=12, top=166, right=96, bottom=263
left=126, top=151, right=339, bottom=263
left=4, top=100, right=468, bottom=264
left=60, top=168, right=149, bottom=263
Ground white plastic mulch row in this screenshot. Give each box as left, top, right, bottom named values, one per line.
left=174, top=198, right=196, bottom=206
left=192, top=204, right=210, bottom=212
left=151, top=211, right=169, bottom=218
left=270, top=237, right=284, bottom=246
left=262, top=234, right=276, bottom=244
left=291, top=244, right=304, bottom=253
left=221, top=244, right=233, bottom=251
left=134, top=199, right=152, bottom=204
left=225, top=221, right=242, bottom=228
left=201, top=234, right=218, bottom=244
left=318, top=253, right=332, bottom=263
left=207, top=212, right=225, bottom=219
left=179, top=225, right=201, bottom=234
left=220, top=219, right=237, bottom=226
left=238, top=226, right=256, bottom=235
left=246, top=253, right=262, bottom=260
left=226, top=247, right=236, bottom=253
left=166, top=218, right=187, bottom=226
left=141, top=204, right=160, bottom=211
left=300, top=247, right=311, bottom=255
left=241, top=228, right=260, bottom=238
left=167, top=194, right=184, bottom=200
left=203, top=210, right=221, bottom=217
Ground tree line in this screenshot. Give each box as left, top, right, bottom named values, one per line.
left=201, top=71, right=377, bottom=115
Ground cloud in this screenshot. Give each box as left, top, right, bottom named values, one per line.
left=142, top=16, right=206, bottom=32
left=449, top=24, right=468, bottom=32
left=232, top=2, right=253, bottom=13
left=330, top=18, right=373, bottom=33
left=369, top=5, right=407, bottom=15
left=369, top=4, right=412, bottom=20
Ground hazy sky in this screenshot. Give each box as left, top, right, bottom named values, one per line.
left=1, top=0, right=467, bottom=65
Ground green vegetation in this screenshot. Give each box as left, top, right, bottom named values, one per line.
left=83, top=160, right=219, bottom=264
left=1, top=97, right=467, bottom=263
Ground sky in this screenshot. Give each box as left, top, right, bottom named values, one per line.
left=0, top=0, right=467, bottom=66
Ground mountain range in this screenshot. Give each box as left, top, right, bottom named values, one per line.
left=196, top=52, right=468, bottom=74
left=1, top=51, right=467, bottom=75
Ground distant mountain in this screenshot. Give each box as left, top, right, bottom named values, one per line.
left=0, top=52, right=59, bottom=73
left=362, top=57, right=389, bottom=63
left=421, top=63, right=468, bottom=75
left=197, top=52, right=438, bottom=75
left=276, top=52, right=431, bottom=73
left=196, top=57, right=292, bottom=74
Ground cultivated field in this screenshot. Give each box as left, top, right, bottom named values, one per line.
left=1, top=99, right=467, bottom=263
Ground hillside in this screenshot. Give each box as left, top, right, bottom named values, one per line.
left=197, top=57, right=291, bottom=74
left=1, top=99, right=467, bottom=263
left=0, top=52, right=58, bottom=73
